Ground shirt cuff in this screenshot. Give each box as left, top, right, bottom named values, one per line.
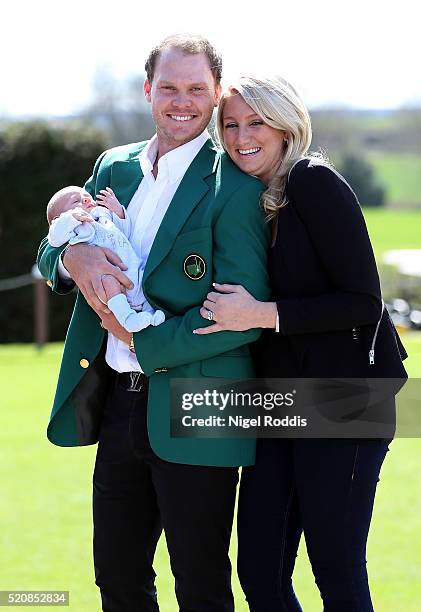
left=57, top=246, right=72, bottom=280
left=275, top=310, right=280, bottom=333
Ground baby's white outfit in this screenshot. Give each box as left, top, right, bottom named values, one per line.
left=48, top=206, right=165, bottom=332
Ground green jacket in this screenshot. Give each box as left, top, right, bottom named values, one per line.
left=37, top=138, right=270, bottom=466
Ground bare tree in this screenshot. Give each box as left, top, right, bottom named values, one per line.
left=82, top=66, right=155, bottom=146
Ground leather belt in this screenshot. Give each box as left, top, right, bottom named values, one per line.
left=117, top=371, right=149, bottom=393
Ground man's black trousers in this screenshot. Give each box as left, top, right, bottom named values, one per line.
left=93, top=372, right=238, bottom=612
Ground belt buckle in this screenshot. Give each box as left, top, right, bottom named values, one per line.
left=127, top=371, right=144, bottom=392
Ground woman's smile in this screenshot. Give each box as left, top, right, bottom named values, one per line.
left=238, top=147, right=262, bottom=155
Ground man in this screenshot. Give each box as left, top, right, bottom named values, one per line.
left=38, top=34, right=270, bottom=611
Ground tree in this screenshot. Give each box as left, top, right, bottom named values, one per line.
left=337, top=154, right=385, bottom=207
left=0, top=121, right=106, bottom=342
left=82, top=66, right=155, bottom=147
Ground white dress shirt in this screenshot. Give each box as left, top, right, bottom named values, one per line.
left=59, top=130, right=210, bottom=373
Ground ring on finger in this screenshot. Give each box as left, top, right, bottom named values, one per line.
left=207, top=310, right=214, bottom=321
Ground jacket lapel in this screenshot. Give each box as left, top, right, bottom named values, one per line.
left=143, top=139, right=218, bottom=282
left=110, top=159, right=144, bottom=208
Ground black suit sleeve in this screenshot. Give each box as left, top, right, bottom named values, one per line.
left=277, top=163, right=382, bottom=335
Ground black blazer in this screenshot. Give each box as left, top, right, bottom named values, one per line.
left=253, top=158, right=407, bottom=379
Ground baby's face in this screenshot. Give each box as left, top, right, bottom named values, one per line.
left=61, top=189, right=95, bottom=213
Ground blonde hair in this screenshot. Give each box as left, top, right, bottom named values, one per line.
left=216, top=75, right=321, bottom=219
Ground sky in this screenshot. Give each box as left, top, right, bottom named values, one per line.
left=2, top=0, right=420, bottom=117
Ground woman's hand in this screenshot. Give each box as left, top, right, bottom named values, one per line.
left=194, top=283, right=276, bottom=335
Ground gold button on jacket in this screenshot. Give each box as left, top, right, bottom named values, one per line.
left=79, top=358, right=90, bottom=369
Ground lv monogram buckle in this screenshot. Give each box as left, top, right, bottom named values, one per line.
left=128, top=371, right=143, bottom=392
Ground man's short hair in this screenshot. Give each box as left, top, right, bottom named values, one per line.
left=145, top=33, right=222, bottom=85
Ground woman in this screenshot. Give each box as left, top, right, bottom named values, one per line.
left=194, top=76, right=407, bottom=611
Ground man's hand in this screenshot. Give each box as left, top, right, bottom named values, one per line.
left=100, top=312, right=131, bottom=345
left=62, top=243, right=133, bottom=314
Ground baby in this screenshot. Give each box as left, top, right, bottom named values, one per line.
left=47, top=185, right=165, bottom=332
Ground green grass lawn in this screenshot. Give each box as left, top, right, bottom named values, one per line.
left=1, top=336, right=420, bottom=611
left=363, top=208, right=421, bottom=260
left=368, top=153, right=421, bottom=207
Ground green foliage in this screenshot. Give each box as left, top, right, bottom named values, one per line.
left=337, top=154, right=385, bottom=207
left=0, top=121, right=106, bottom=342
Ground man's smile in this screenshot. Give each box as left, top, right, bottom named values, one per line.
left=168, top=114, right=196, bottom=122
